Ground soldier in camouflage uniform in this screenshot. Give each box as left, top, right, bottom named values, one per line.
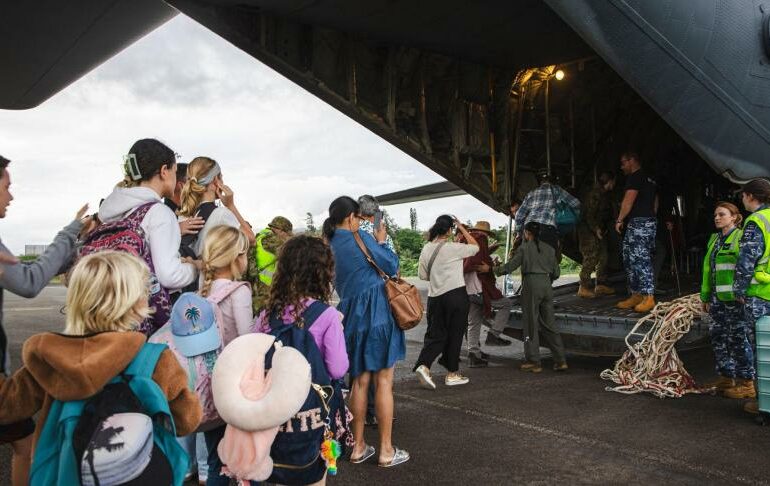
left=577, top=171, right=616, bottom=298
left=733, top=179, right=770, bottom=412
left=247, top=216, right=293, bottom=313
left=699, top=202, right=753, bottom=396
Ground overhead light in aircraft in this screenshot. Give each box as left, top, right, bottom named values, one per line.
left=554, top=69, right=565, bottom=81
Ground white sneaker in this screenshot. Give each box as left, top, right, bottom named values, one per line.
left=445, top=373, right=470, bottom=386
left=415, top=365, right=436, bottom=390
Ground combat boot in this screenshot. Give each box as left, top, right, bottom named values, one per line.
left=744, top=399, right=759, bottom=414
left=723, top=379, right=756, bottom=399
left=704, top=375, right=735, bottom=392
left=577, top=285, right=596, bottom=299
left=616, top=293, right=643, bottom=309
left=633, top=295, right=656, bottom=313
left=594, top=284, right=616, bottom=296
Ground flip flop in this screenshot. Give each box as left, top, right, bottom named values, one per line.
left=378, top=447, right=410, bottom=468
left=350, top=444, right=375, bottom=464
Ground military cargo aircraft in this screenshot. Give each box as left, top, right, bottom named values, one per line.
left=4, top=0, right=769, bottom=355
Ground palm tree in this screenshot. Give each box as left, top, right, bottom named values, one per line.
left=84, top=422, right=126, bottom=486
left=184, top=306, right=201, bottom=328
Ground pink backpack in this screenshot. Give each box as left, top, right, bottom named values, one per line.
left=79, top=202, right=170, bottom=336
left=149, top=281, right=250, bottom=432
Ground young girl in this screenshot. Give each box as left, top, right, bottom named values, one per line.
left=177, top=156, right=255, bottom=258
left=253, top=234, right=349, bottom=485
left=0, top=251, right=202, bottom=482
left=196, top=225, right=254, bottom=486
left=97, top=139, right=198, bottom=332
left=495, top=221, right=567, bottom=373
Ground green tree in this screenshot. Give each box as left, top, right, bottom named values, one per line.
left=305, top=212, right=317, bottom=234
left=409, top=208, right=418, bottom=231
left=393, top=228, right=425, bottom=277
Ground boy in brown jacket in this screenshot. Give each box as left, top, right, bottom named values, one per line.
left=0, top=251, right=201, bottom=481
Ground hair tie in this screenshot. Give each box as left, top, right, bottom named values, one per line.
left=123, top=154, right=142, bottom=181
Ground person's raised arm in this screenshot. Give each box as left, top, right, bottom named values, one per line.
left=454, top=216, right=478, bottom=247
left=0, top=205, right=86, bottom=298
left=219, top=185, right=256, bottom=244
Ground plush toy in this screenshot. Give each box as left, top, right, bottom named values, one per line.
left=320, top=429, right=342, bottom=476
left=212, top=334, right=311, bottom=483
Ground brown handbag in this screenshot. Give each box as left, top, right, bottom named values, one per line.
left=353, top=232, right=424, bottom=330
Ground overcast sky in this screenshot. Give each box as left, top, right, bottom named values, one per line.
left=0, top=14, right=509, bottom=254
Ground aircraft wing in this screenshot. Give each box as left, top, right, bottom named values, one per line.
left=375, top=181, right=466, bottom=207
left=0, top=0, right=177, bottom=110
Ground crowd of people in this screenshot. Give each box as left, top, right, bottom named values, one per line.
left=1, top=139, right=770, bottom=485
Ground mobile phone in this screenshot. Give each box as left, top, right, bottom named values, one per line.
left=373, top=210, right=383, bottom=229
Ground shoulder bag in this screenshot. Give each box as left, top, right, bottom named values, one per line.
left=353, top=232, right=424, bottom=330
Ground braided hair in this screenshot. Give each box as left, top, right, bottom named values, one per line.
left=199, top=225, right=249, bottom=297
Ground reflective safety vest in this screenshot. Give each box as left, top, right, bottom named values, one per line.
left=700, top=228, right=741, bottom=302
left=746, top=208, right=770, bottom=301
left=255, top=228, right=277, bottom=286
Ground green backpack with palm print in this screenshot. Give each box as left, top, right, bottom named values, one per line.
left=30, top=343, right=188, bottom=486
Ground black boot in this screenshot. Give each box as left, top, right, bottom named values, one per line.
left=468, top=353, right=489, bottom=368
left=485, top=333, right=511, bottom=346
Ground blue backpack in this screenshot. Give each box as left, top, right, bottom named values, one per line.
left=265, top=301, right=346, bottom=485
left=30, top=343, right=189, bottom=486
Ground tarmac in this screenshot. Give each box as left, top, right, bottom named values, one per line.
left=2, top=282, right=770, bottom=485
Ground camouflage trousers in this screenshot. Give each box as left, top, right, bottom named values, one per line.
left=622, top=217, right=657, bottom=295
left=710, top=301, right=755, bottom=379
left=578, top=226, right=609, bottom=286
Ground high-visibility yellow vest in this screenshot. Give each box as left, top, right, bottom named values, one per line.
left=700, top=228, right=741, bottom=302
left=746, top=208, right=770, bottom=300
left=255, top=228, right=277, bottom=286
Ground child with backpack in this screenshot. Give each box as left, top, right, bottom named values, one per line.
left=0, top=251, right=201, bottom=485
left=252, top=234, right=349, bottom=486
left=151, top=224, right=253, bottom=486
left=95, top=138, right=199, bottom=335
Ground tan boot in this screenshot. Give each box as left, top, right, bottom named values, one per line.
left=594, top=284, right=616, bottom=296
left=616, top=293, right=643, bottom=309
left=704, top=375, right=735, bottom=392
left=577, top=285, right=596, bottom=299
left=633, top=295, right=656, bottom=313
left=744, top=399, right=759, bottom=414
left=723, top=379, right=757, bottom=399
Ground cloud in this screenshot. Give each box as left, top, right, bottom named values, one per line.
left=0, top=14, right=509, bottom=254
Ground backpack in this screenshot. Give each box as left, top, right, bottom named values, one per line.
left=149, top=281, right=249, bottom=432
left=178, top=202, right=217, bottom=260
left=265, top=301, right=347, bottom=485
left=79, top=202, right=170, bottom=336
left=30, top=343, right=188, bottom=486
left=550, top=185, right=581, bottom=235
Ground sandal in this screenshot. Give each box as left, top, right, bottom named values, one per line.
left=350, top=444, right=375, bottom=464
left=378, top=447, right=410, bottom=468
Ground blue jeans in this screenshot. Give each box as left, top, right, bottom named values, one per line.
left=177, top=433, right=209, bottom=480
left=204, top=426, right=229, bottom=486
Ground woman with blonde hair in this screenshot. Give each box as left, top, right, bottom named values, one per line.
left=700, top=201, right=754, bottom=398
left=197, top=225, right=254, bottom=486
left=177, top=157, right=255, bottom=258
left=0, top=251, right=202, bottom=483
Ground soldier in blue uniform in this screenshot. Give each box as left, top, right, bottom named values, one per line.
left=615, top=152, right=658, bottom=313
left=699, top=202, right=753, bottom=397
left=734, top=178, right=770, bottom=413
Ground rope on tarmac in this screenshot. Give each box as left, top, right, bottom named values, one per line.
left=599, top=294, right=708, bottom=399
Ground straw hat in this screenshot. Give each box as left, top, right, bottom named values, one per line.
left=470, top=221, right=494, bottom=235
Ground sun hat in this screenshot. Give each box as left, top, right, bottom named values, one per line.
left=170, top=293, right=221, bottom=357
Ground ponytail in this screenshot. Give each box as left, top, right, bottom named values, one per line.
left=428, top=215, right=454, bottom=241
left=323, top=196, right=360, bottom=240
left=178, top=157, right=218, bottom=217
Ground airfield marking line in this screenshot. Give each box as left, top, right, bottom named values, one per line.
left=394, top=391, right=758, bottom=485
left=5, top=307, right=59, bottom=312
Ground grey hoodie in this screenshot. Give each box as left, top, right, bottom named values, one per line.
left=98, top=186, right=196, bottom=291
left=0, top=219, right=82, bottom=373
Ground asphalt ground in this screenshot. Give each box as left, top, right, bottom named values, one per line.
left=3, top=283, right=770, bottom=485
